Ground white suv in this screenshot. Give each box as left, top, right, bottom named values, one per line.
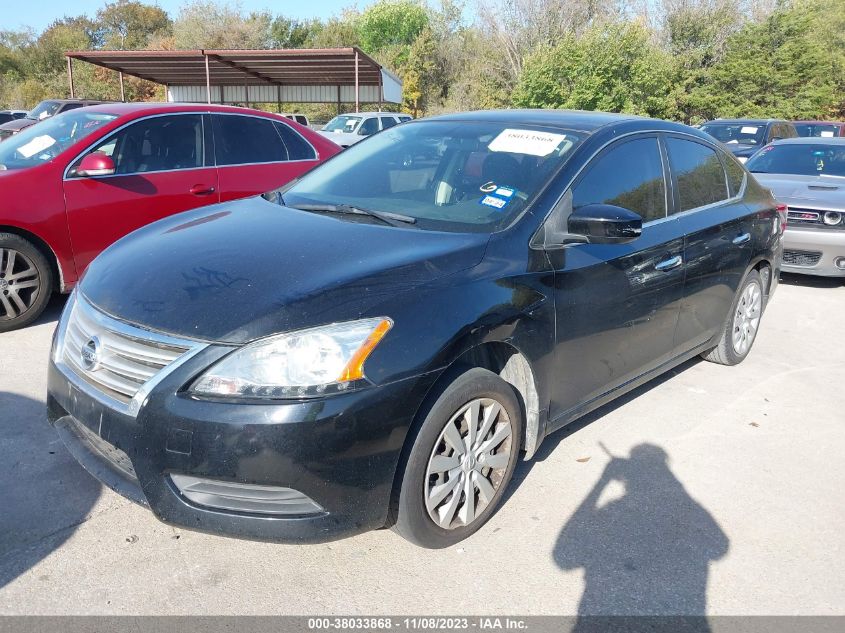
left=318, top=112, right=412, bottom=148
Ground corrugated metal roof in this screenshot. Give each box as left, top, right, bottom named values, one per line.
left=66, top=48, right=386, bottom=87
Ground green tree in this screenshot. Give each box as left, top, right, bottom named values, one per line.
left=357, top=0, right=429, bottom=55
left=172, top=1, right=273, bottom=49
left=512, top=21, right=675, bottom=118
left=96, top=0, right=172, bottom=50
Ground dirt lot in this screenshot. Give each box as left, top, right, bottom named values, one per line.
left=1, top=274, right=843, bottom=615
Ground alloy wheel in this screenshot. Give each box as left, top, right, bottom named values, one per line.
left=732, top=280, right=762, bottom=355
left=0, top=248, right=41, bottom=321
left=424, top=397, right=514, bottom=529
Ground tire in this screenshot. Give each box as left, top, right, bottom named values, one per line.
left=0, top=233, right=54, bottom=332
left=701, top=269, right=764, bottom=366
left=393, top=367, right=524, bottom=548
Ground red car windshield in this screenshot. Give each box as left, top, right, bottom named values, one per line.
left=0, top=110, right=117, bottom=171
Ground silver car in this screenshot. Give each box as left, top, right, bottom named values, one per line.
left=746, top=137, right=845, bottom=277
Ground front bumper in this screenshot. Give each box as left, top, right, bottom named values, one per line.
left=782, top=226, right=845, bottom=277
left=48, top=350, right=436, bottom=543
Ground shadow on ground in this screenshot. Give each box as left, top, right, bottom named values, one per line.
left=0, top=389, right=101, bottom=589
left=779, top=272, right=844, bottom=289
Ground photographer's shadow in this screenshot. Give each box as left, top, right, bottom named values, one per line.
left=554, top=444, right=728, bottom=630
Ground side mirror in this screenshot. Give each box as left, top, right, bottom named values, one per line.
left=76, top=152, right=116, bottom=177
left=568, top=203, right=643, bottom=244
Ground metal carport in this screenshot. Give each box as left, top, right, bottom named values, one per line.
left=64, top=48, right=403, bottom=111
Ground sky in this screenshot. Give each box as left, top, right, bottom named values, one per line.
left=7, top=0, right=372, bottom=34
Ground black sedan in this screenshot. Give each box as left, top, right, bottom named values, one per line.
left=47, top=110, right=783, bottom=548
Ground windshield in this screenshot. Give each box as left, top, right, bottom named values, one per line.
left=794, top=123, right=840, bottom=138
left=0, top=110, right=117, bottom=171
left=284, top=120, right=583, bottom=233
left=28, top=100, right=62, bottom=121
left=323, top=115, right=362, bottom=133
left=701, top=123, right=767, bottom=146
left=746, top=143, right=845, bottom=177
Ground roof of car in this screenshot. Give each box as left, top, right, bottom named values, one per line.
left=793, top=120, right=844, bottom=125
left=81, top=102, right=290, bottom=118
left=702, top=119, right=787, bottom=125
left=770, top=137, right=845, bottom=145
left=426, top=109, right=646, bottom=132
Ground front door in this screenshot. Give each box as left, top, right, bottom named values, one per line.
left=547, top=136, right=686, bottom=423
left=63, top=113, right=219, bottom=272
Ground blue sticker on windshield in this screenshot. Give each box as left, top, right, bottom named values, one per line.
left=480, top=195, right=509, bottom=210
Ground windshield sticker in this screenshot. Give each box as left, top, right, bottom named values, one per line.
left=480, top=181, right=497, bottom=193
left=495, top=187, right=515, bottom=198
left=480, top=195, right=509, bottom=210
left=740, top=126, right=759, bottom=134
left=17, top=135, right=55, bottom=158
left=489, top=129, right=567, bottom=156
left=821, top=131, right=834, bottom=138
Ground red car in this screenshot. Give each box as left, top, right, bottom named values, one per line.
left=0, top=103, right=340, bottom=331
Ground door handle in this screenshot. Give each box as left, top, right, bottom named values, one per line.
left=655, top=255, right=683, bottom=271
left=190, top=184, right=216, bottom=196
left=732, top=232, right=751, bottom=245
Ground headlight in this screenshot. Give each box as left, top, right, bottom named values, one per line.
left=191, top=318, right=392, bottom=399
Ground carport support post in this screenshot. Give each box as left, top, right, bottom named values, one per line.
left=204, top=53, right=211, bottom=104
left=277, top=84, right=281, bottom=113
left=67, top=57, right=75, bottom=99
left=354, top=50, right=359, bottom=112
left=337, top=85, right=341, bottom=115
left=119, top=71, right=125, bottom=102
left=377, top=70, right=383, bottom=111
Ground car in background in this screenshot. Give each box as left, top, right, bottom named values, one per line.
left=47, top=110, right=781, bottom=548
left=0, top=110, right=28, bottom=125
left=318, top=111, right=412, bottom=148
left=279, top=113, right=310, bottom=127
left=700, top=119, right=798, bottom=163
left=0, top=102, right=340, bottom=331
left=0, top=99, right=110, bottom=141
left=793, top=121, right=845, bottom=138
left=746, top=137, right=845, bottom=277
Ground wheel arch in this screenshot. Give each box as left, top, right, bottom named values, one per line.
left=0, top=225, right=65, bottom=292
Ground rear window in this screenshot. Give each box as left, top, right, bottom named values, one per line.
left=701, top=123, right=767, bottom=146
left=794, top=123, right=841, bottom=138
left=746, top=143, right=845, bottom=177
left=214, top=115, right=286, bottom=165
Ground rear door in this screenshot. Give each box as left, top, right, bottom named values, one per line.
left=212, top=113, right=319, bottom=202
left=548, top=135, right=686, bottom=421
left=667, top=135, right=754, bottom=350
left=63, top=113, right=219, bottom=272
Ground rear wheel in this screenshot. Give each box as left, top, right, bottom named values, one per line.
left=701, top=269, right=764, bottom=366
left=0, top=233, right=54, bottom=332
left=393, top=367, right=523, bottom=548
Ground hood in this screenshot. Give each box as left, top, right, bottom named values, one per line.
left=0, top=118, right=35, bottom=133
left=752, top=173, right=845, bottom=211
left=725, top=143, right=759, bottom=158
left=81, top=197, right=489, bottom=343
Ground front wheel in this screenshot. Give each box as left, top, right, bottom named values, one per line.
left=701, top=269, right=764, bottom=366
left=0, top=233, right=54, bottom=332
left=393, top=367, right=523, bottom=548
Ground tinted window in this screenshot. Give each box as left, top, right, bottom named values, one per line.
left=380, top=116, right=398, bottom=130
left=214, top=115, right=286, bottom=165
left=80, top=114, right=204, bottom=175
left=0, top=114, right=12, bottom=124
left=572, top=137, right=666, bottom=222
left=359, top=118, right=379, bottom=136
left=794, top=123, right=840, bottom=138
left=273, top=121, right=317, bottom=161
left=700, top=123, right=766, bottom=146
left=59, top=103, right=84, bottom=113
left=665, top=138, right=728, bottom=212
left=746, top=143, right=845, bottom=177
left=723, top=153, right=746, bottom=196
left=294, top=115, right=308, bottom=126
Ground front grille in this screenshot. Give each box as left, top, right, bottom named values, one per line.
left=62, top=297, right=192, bottom=404
left=783, top=249, right=822, bottom=267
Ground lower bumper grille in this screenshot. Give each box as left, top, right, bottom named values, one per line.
left=783, top=249, right=822, bottom=267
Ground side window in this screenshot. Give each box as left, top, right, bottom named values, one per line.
left=214, top=115, right=287, bottom=165
left=722, top=152, right=746, bottom=197
left=294, top=115, right=308, bottom=126
left=665, top=137, right=729, bottom=213
left=572, top=137, right=667, bottom=223
left=273, top=121, right=317, bottom=161
left=380, top=116, right=398, bottom=130
left=358, top=117, right=380, bottom=136
left=76, top=114, right=204, bottom=175
left=60, top=103, right=83, bottom=113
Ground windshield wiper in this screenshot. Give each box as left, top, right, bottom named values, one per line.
left=293, top=203, right=417, bottom=227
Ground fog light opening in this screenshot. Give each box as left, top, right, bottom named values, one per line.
left=823, top=211, right=842, bottom=226
left=170, top=474, right=325, bottom=516
left=834, top=257, right=845, bottom=271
